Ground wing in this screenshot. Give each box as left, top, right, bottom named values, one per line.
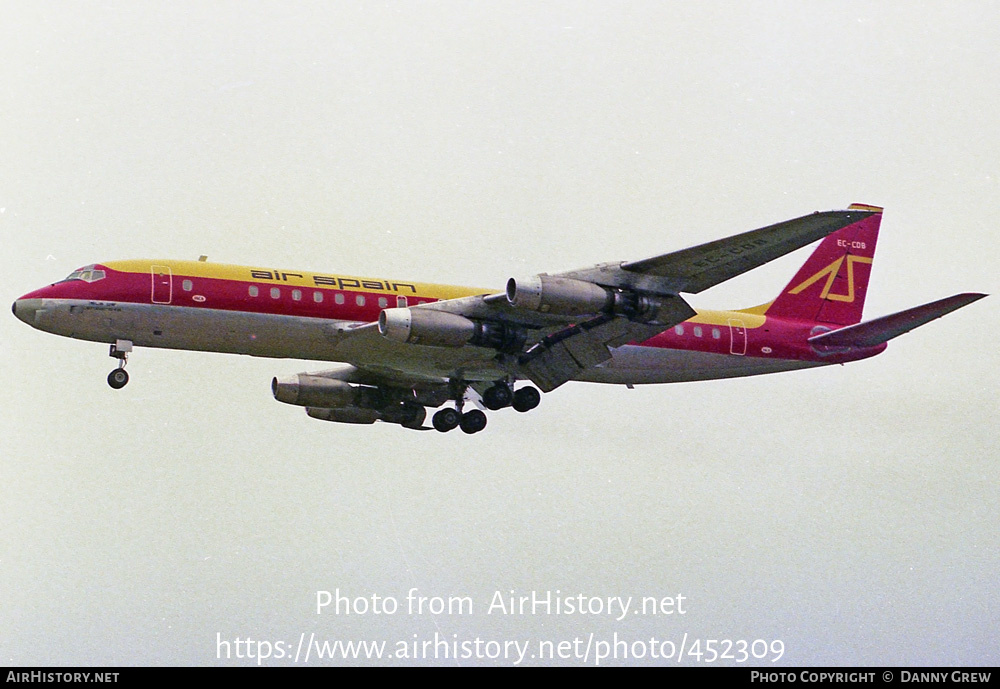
left=339, top=207, right=879, bottom=392
left=560, top=208, right=877, bottom=295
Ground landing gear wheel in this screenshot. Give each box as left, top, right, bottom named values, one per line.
left=459, top=409, right=487, bottom=434
left=399, top=404, right=427, bottom=430
left=107, top=340, right=132, bottom=390
left=482, top=383, right=513, bottom=410
left=107, top=368, right=129, bottom=389
left=512, top=386, right=541, bottom=412
left=433, top=408, right=461, bottom=433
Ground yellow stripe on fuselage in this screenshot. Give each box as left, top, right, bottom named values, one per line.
left=104, top=259, right=767, bottom=327
left=687, top=308, right=766, bottom=328
left=104, top=259, right=488, bottom=301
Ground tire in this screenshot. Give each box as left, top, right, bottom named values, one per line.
left=432, top=408, right=460, bottom=432
left=400, top=404, right=426, bottom=430
left=107, top=369, right=129, bottom=389
left=482, top=384, right=513, bottom=410
left=512, top=386, right=540, bottom=412
left=459, top=409, right=487, bottom=434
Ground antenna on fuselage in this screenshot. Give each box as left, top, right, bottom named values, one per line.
left=198, top=255, right=208, bottom=262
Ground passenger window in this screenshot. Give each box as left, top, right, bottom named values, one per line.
left=182, top=279, right=193, bottom=292
left=674, top=325, right=684, bottom=336
left=270, top=287, right=280, bottom=299
left=694, top=326, right=702, bottom=338
left=292, top=289, right=302, bottom=301
left=378, top=297, right=388, bottom=308
left=313, top=291, right=323, bottom=303
left=712, top=328, right=721, bottom=340
left=248, top=285, right=259, bottom=297
left=335, top=293, right=345, bottom=305
left=356, top=295, right=366, bottom=306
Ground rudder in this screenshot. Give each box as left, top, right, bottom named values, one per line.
left=765, top=203, right=882, bottom=326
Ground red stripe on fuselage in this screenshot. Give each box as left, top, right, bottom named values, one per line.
left=21, top=264, right=886, bottom=366
left=19, top=265, right=442, bottom=322
left=643, top=316, right=886, bottom=364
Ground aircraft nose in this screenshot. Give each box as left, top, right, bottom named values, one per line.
left=12, top=298, right=42, bottom=326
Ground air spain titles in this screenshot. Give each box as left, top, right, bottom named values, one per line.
left=249, top=270, right=417, bottom=293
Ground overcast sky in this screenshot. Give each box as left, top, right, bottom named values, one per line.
left=2, top=1, right=997, bottom=666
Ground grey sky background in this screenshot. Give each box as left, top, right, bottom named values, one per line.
left=2, top=1, right=997, bottom=666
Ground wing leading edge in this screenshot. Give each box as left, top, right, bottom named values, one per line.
left=562, top=208, right=879, bottom=295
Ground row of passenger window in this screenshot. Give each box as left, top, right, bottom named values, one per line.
left=674, top=324, right=722, bottom=339
left=177, top=279, right=428, bottom=307
left=244, top=284, right=427, bottom=308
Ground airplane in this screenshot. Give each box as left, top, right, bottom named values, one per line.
left=12, top=203, right=986, bottom=434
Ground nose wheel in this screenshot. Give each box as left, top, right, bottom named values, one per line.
left=108, top=368, right=129, bottom=389
left=107, top=340, right=132, bottom=389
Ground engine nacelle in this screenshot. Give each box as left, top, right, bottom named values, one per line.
left=306, top=403, right=426, bottom=429
left=306, top=406, right=379, bottom=424
left=378, top=307, right=477, bottom=347
left=272, top=374, right=380, bottom=408
left=506, top=276, right=614, bottom=316
left=507, top=275, right=684, bottom=324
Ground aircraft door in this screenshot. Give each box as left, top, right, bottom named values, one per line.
left=728, top=319, right=747, bottom=355
left=151, top=265, right=173, bottom=304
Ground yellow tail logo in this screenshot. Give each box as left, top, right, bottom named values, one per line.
left=788, top=256, right=873, bottom=303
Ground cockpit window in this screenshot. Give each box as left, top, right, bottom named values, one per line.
left=60, top=265, right=107, bottom=283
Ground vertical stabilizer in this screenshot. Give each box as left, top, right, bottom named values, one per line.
left=766, top=204, right=882, bottom=326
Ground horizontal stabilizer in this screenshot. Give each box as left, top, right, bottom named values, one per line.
left=807, top=293, right=987, bottom=348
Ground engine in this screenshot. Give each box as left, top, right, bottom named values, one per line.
left=306, top=403, right=425, bottom=429
left=378, top=307, right=525, bottom=352
left=272, top=374, right=381, bottom=408
left=306, top=406, right=380, bottom=424
left=506, top=275, right=672, bottom=322
left=273, top=373, right=433, bottom=429
left=378, top=308, right=476, bottom=347
left=506, top=275, right=613, bottom=315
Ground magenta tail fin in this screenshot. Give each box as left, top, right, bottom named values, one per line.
left=765, top=203, right=883, bottom=326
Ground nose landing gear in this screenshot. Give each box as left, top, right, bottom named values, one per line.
left=107, top=340, right=132, bottom=389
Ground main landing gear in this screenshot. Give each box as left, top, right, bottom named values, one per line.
left=432, top=381, right=541, bottom=434
left=432, top=399, right=489, bottom=435
left=511, top=386, right=541, bottom=413
left=107, top=339, right=132, bottom=389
